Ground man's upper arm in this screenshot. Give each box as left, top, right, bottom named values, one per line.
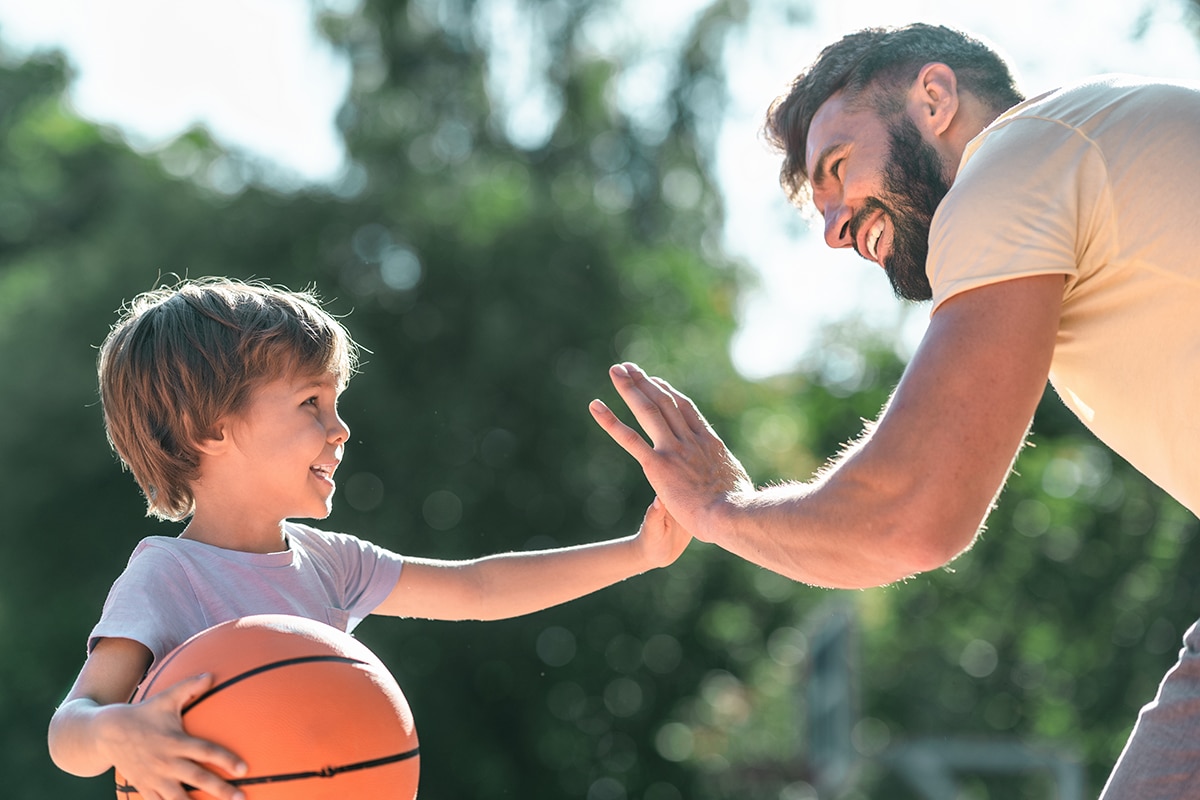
left=857, top=273, right=1063, bottom=563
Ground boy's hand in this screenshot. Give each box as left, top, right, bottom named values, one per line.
left=100, top=673, right=248, bottom=800
left=635, top=497, right=693, bottom=569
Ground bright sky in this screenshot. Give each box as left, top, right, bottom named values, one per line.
left=0, top=0, right=1197, bottom=378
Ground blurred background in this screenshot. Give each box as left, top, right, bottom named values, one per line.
left=3, top=0, right=1200, bottom=797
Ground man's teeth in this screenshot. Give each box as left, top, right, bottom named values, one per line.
left=866, top=219, right=885, bottom=260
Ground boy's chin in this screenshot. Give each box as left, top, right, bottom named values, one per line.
left=293, top=503, right=335, bottom=521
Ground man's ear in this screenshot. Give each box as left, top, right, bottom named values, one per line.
left=908, top=62, right=959, bottom=138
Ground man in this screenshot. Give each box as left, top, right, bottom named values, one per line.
left=589, top=23, right=1200, bottom=798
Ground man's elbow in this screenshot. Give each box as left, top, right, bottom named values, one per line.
left=888, top=517, right=983, bottom=577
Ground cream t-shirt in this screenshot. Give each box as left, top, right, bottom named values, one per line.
left=928, top=75, right=1200, bottom=515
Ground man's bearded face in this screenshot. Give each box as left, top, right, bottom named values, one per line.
left=849, top=114, right=952, bottom=301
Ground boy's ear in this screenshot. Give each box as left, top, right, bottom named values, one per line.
left=193, top=420, right=231, bottom=456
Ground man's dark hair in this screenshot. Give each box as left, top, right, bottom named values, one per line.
left=763, top=23, right=1025, bottom=205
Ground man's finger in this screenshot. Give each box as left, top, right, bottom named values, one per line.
left=651, top=376, right=715, bottom=436
left=605, top=364, right=674, bottom=442
left=610, top=363, right=693, bottom=441
left=589, top=399, right=654, bottom=463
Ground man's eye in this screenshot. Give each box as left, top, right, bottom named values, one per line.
left=831, top=159, right=844, bottom=179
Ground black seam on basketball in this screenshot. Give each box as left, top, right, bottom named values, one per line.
left=114, top=748, right=420, bottom=795
left=231, top=747, right=421, bottom=786
left=181, top=655, right=369, bottom=713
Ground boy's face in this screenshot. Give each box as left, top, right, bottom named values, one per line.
left=220, top=371, right=351, bottom=522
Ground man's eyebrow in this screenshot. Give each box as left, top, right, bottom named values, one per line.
left=809, top=144, right=844, bottom=188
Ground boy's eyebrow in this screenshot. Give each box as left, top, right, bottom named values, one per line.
left=293, top=376, right=339, bottom=392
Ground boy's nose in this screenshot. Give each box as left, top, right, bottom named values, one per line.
left=328, top=414, right=350, bottom=444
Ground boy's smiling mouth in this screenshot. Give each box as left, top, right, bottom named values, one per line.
left=311, top=462, right=339, bottom=481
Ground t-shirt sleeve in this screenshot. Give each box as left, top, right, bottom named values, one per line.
left=291, top=525, right=405, bottom=628
left=928, top=116, right=1110, bottom=313
left=87, top=541, right=209, bottom=664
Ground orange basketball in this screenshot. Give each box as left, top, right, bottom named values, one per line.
left=113, top=614, right=419, bottom=799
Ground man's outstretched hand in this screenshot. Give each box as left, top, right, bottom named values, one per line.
left=589, top=362, right=753, bottom=543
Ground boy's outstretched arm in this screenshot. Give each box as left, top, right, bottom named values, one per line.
left=374, top=498, right=689, bottom=621
left=49, top=636, right=248, bottom=800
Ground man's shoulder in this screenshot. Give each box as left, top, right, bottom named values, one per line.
left=992, top=74, right=1199, bottom=132
left=958, top=73, right=1200, bottom=186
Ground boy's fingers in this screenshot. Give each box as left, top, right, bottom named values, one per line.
left=177, top=724, right=247, bottom=782
left=173, top=757, right=246, bottom=800
left=642, top=496, right=664, bottom=522
left=147, top=674, right=249, bottom=783
left=187, top=736, right=248, bottom=781
left=195, top=773, right=246, bottom=800
left=158, top=740, right=247, bottom=800
left=156, top=672, right=214, bottom=710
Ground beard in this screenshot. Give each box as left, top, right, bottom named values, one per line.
left=849, top=115, right=952, bottom=302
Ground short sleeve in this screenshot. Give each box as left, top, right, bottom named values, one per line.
left=928, top=117, right=1111, bottom=312
left=285, top=524, right=405, bottom=629
left=87, top=540, right=209, bottom=664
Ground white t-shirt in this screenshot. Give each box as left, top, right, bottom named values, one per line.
left=928, top=75, right=1200, bottom=515
left=88, top=521, right=405, bottom=665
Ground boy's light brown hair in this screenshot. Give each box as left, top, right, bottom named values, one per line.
left=98, top=277, right=359, bottom=521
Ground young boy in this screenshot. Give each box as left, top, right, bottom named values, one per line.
left=47, top=277, right=690, bottom=800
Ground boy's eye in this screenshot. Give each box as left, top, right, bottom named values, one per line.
left=303, top=396, right=319, bottom=407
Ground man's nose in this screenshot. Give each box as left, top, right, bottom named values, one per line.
left=823, top=202, right=853, bottom=249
